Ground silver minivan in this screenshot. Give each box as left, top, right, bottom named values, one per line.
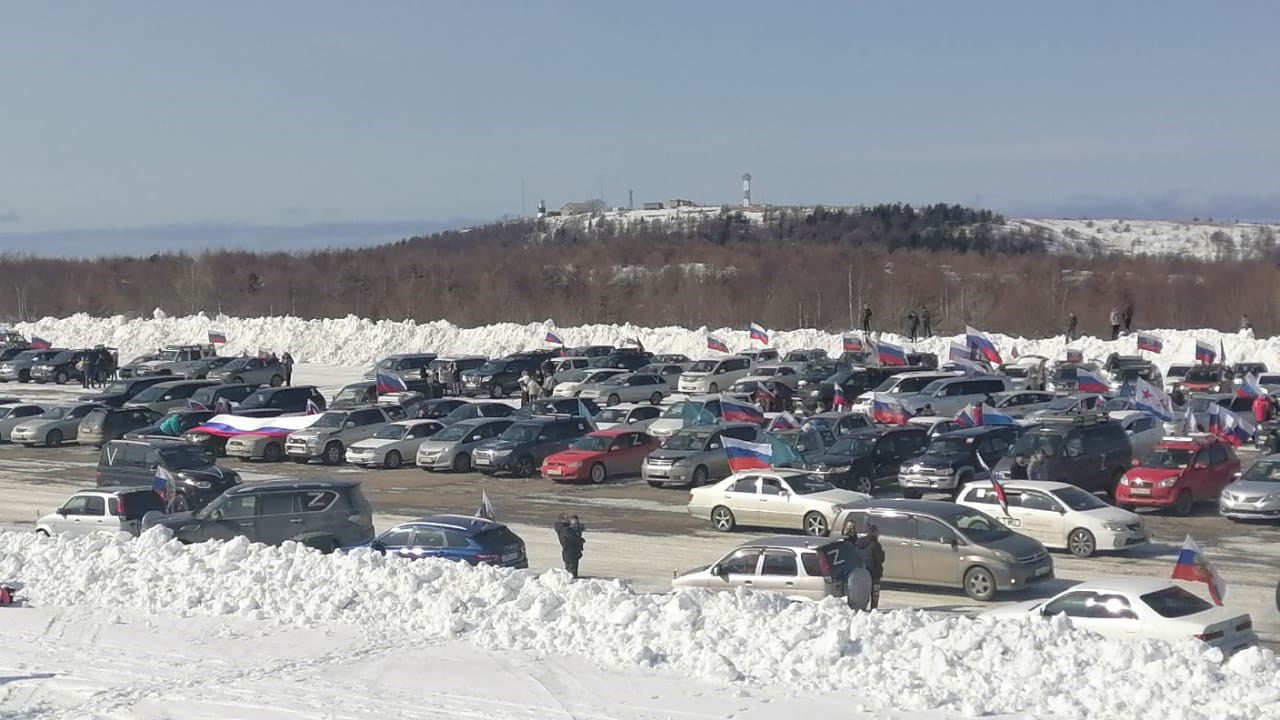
left=671, top=535, right=859, bottom=601
left=835, top=499, right=1054, bottom=601
left=677, top=356, right=753, bottom=394
left=898, top=375, right=1014, bottom=417
left=642, top=422, right=760, bottom=487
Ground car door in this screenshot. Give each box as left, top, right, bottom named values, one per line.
left=908, top=515, right=961, bottom=584
left=53, top=494, right=95, bottom=536
left=870, top=437, right=898, bottom=480
left=757, top=475, right=793, bottom=529
left=1062, top=431, right=1095, bottom=488
left=1013, top=489, right=1065, bottom=545
left=721, top=475, right=761, bottom=524
left=1039, top=591, right=1142, bottom=639
left=867, top=513, right=913, bottom=582
left=297, top=488, right=341, bottom=540
left=252, top=491, right=303, bottom=545
left=709, top=547, right=763, bottom=592
left=752, top=549, right=805, bottom=597
left=606, top=432, right=644, bottom=475
left=376, top=526, right=416, bottom=558
left=1203, top=444, right=1234, bottom=499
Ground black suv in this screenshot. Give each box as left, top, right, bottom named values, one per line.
left=31, top=348, right=96, bottom=385
left=460, top=356, right=545, bottom=398
left=97, top=438, right=240, bottom=512
left=189, top=382, right=260, bottom=410
left=471, top=415, right=593, bottom=476
left=142, top=478, right=375, bottom=553
left=993, top=413, right=1132, bottom=495
left=81, top=376, right=173, bottom=408
left=807, top=426, right=930, bottom=494
left=898, top=425, right=1024, bottom=499
left=802, top=367, right=905, bottom=413
left=233, top=385, right=327, bottom=417
left=589, top=349, right=653, bottom=371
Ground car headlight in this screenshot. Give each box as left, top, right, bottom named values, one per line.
left=672, top=458, right=690, bottom=467
left=992, top=549, right=1015, bottom=563
left=181, top=477, right=212, bottom=489
left=1102, top=522, right=1128, bottom=532
left=831, top=465, right=852, bottom=473
left=1157, top=477, right=1178, bottom=488
left=1263, top=494, right=1280, bottom=503
left=565, top=461, right=582, bottom=468
left=1118, top=475, right=1131, bottom=486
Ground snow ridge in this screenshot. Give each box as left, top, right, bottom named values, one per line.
left=0, top=530, right=1276, bottom=720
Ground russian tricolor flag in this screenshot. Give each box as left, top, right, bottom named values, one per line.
left=707, top=335, right=729, bottom=353
left=842, top=333, right=863, bottom=352
left=29, top=336, right=51, bottom=350
left=375, top=370, right=408, bottom=395
left=545, top=330, right=564, bottom=346
left=1170, top=535, right=1227, bottom=605
left=1207, top=404, right=1254, bottom=447
left=207, top=330, right=227, bottom=345
left=832, top=384, right=849, bottom=410
left=722, top=436, right=774, bottom=472
left=871, top=393, right=911, bottom=425
left=965, top=326, right=1003, bottom=365
left=766, top=412, right=802, bottom=431
left=1075, top=369, right=1109, bottom=394
left=1237, top=373, right=1267, bottom=399
left=1065, top=349, right=1083, bottom=364
left=954, top=403, right=983, bottom=428
left=948, top=341, right=971, bottom=362
left=1195, top=340, right=1216, bottom=365
left=1136, top=332, right=1163, bottom=354
left=720, top=396, right=765, bottom=425
left=749, top=323, right=769, bottom=345
left=876, top=340, right=908, bottom=367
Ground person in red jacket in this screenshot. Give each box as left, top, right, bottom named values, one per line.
left=1253, top=394, right=1271, bottom=424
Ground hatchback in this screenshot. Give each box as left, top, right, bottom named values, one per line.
left=671, top=536, right=860, bottom=602
left=356, top=514, right=528, bottom=568
left=1117, top=435, right=1240, bottom=515
left=36, top=487, right=167, bottom=538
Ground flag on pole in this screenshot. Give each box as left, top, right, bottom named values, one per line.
left=476, top=490, right=496, bottom=520
left=832, top=383, right=849, bottom=410
left=706, top=335, right=729, bottom=353
left=955, top=403, right=984, bottom=428
left=545, top=330, right=564, bottom=346
left=748, top=323, right=769, bottom=345
left=29, top=336, right=51, bottom=350
left=875, top=340, right=908, bottom=366
left=207, top=330, right=227, bottom=345
left=965, top=326, right=1003, bottom=364
left=842, top=333, right=864, bottom=352
left=722, top=436, right=774, bottom=472
left=1194, top=340, right=1216, bottom=364
left=1132, top=377, right=1174, bottom=421
left=305, top=398, right=321, bottom=415
left=871, top=393, right=912, bottom=425
left=948, top=341, right=971, bottom=362
left=1237, top=373, right=1267, bottom=399
left=766, top=412, right=802, bottom=431
left=375, top=370, right=408, bottom=395
left=1064, top=349, right=1083, bottom=364
left=1136, top=332, right=1163, bottom=353
left=1171, top=535, right=1227, bottom=605
left=974, top=452, right=1010, bottom=516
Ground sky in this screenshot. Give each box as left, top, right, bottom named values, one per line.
left=2, top=1, right=1279, bottom=253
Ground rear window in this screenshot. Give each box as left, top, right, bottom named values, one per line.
left=475, top=526, right=522, bottom=549
left=1141, top=586, right=1213, bottom=618
left=114, top=490, right=166, bottom=519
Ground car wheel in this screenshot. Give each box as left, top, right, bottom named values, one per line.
left=963, top=566, right=997, bottom=601
left=55, top=371, right=68, bottom=385
left=803, top=511, right=830, bottom=537
left=301, top=535, right=338, bottom=554
left=710, top=505, right=736, bottom=532
left=46, top=430, right=63, bottom=448
left=1067, top=528, right=1097, bottom=558
left=1174, top=489, right=1194, bottom=516
left=607, top=393, right=621, bottom=406
left=589, top=462, right=607, bottom=485
left=170, top=494, right=189, bottom=513
left=649, top=392, right=663, bottom=405
left=269, top=375, right=283, bottom=387
left=708, top=383, right=719, bottom=394
left=18, top=370, right=30, bottom=383
left=452, top=453, right=472, bottom=473
left=384, top=450, right=402, bottom=470
left=35, top=529, right=50, bottom=538
left=690, top=466, right=708, bottom=487
left=323, top=442, right=344, bottom=466
left=854, top=476, right=874, bottom=495
left=231, top=376, right=244, bottom=384
left=263, top=442, right=283, bottom=462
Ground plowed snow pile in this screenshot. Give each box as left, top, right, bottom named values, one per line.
left=12, top=312, right=1274, bottom=372
left=1, top=530, right=1276, bottom=720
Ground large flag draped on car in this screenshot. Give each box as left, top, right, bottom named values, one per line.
left=1206, top=403, right=1253, bottom=446
left=375, top=370, right=408, bottom=395
left=1171, top=535, right=1227, bottom=605
left=871, top=392, right=912, bottom=425
left=190, top=413, right=322, bottom=438
left=720, top=396, right=765, bottom=425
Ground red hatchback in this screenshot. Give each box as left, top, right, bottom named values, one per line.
left=540, top=429, right=659, bottom=484
left=1116, top=435, right=1240, bottom=515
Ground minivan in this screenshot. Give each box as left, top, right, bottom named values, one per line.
left=898, top=375, right=1014, bottom=417
left=124, top=379, right=219, bottom=414
left=853, top=371, right=961, bottom=409
left=78, top=407, right=162, bottom=447
left=836, top=499, right=1054, bottom=601
left=642, top=422, right=761, bottom=487
left=677, top=356, right=753, bottom=394
left=993, top=413, right=1133, bottom=495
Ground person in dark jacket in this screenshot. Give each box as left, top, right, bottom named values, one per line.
left=1066, top=312, right=1079, bottom=341
left=920, top=307, right=932, bottom=337
left=281, top=352, right=294, bottom=386
left=861, top=305, right=873, bottom=334
left=855, top=525, right=885, bottom=609
left=1122, top=304, right=1134, bottom=333
left=906, top=311, right=919, bottom=342
left=554, top=514, right=585, bottom=579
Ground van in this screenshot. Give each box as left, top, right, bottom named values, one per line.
left=642, top=422, right=761, bottom=487
left=677, top=356, right=753, bottom=394
left=898, top=375, right=1014, bottom=416
left=993, top=413, right=1133, bottom=495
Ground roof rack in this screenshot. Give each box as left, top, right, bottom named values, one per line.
left=1035, top=411, right=1113, bottom=428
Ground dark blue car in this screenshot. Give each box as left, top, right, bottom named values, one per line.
left=356, top=514, right=528, bottom=568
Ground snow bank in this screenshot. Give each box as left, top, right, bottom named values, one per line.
left=1, top=530, right=1277, bottom=719
left=12, top=312, right=1275, bottom=372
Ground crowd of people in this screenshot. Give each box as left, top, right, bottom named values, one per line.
left=76, top=346, right=118, bottom=389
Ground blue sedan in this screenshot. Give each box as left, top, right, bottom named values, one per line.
left=353, top=514, right=528, bottom=568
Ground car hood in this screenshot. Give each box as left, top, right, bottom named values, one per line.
left=1125, top=467, right=1181, bottom=482
left=648, top=448, right=699, bottom=461
left=1225, top=479, right=1280, bottom=496
left=544, top=449, right=604, bottom=464
left=477, top=439, right=522, bottom=454
left=913, top=451, right=971, bottom=468
left=809, top=452, right=868, bottom=468
left=1077, top=504, right=1142, bottom=524
left=175, top=465, right=237, bottom=485
left=14, top=418, right=59, bottom=431
left=145, top=511, right=198, bottom=531
left=417, top=439, right=461, bottom=452
left=289, top=428, right=335, bottom=440
left=350, top=438, right=395, bottom=451
left=978, top=532, right=1045, bottom=558
left=806, top=489, right=870, bottom=504
left=80, top=392, right=127, bottom=403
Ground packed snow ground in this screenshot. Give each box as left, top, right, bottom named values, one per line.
left=1, top=530, right=1277, bottom=720
left=10, top=312, right=1273, bottom=371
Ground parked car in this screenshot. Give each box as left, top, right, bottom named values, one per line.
left=459, top=356, right=544, bottom=398
left=635, top=363, right=685, bottom=383
left=354, top=515, right=528, bottom=568
left=736, top=364, right=805, bottom=390
left=35, top=487, right=167, bottom=538
left=1046, top=362, right=1109, bottom=394
left=123, top=379, right=218, bottom=414
left=142, top=478, right=375, bottom=553
left=169, top=355, right=237, bottom=380
left=676, top=356, right=753, bottom=395
left=1116, top=435, right=1240, bottom=515
left=803, top=411, right=872, bottom=438
left=852, top=371, right=962, bottom=411
left=551, top=368, right=628, bottom=398
left=575, top=373, right=669, bottom=406
left=234, top=385, right=327, bottom=418
left=737, top=349, right=781, bottom=366
left=120, top=344, right=218, bottom=377
left=765, top=426, right=834, bottom=464
left=993, top=413, right=1133, bottom=496
left=671, top=536, right=859, bottom=602
left=415, top=417, right=515, bottom=472
left=472, top=416, right=594, bottom=477
left=801, top=367, right=903, bottom=413
left=898, top=375, right=1014, bottom=417
left=652, top=353, right=692, bottom=364
left=80, top=376, right=173, bottom=408
left=540, top=429, right=659, bottom=484
left=439, top=401, right=516, bottom=426
left=1108, top=410, right=1164, bottom=460
left=521, top=397, right=602, bottom=418
left=208, top=356, right=288, bottom=387
left=123, top=409, right=217, bottom=440
left=0, top=348, right=64, bottom=383
left=1164, top=364, right=1194, bottom=393
left=30, top=348, right=96, bottom=385
left=78, top=407, right=162, bottom=447
left=0, top=403, right=47, bottom=440
left=1187, top=393, right=1253, bottom=432
left=1219, top=454, right=1280, bottom=521
left=344, top=419, right=445, bottom=469
left=1176, top=365, right=1233, bottom=393
left=588, top=349, right=653, bottom=371
left=807, top=425, right=930, bottom=494
left=690, top=469, right=869, bottom=536
left=1026, top=393, right=1107, bottom=419
left=565, top=345, right=614, bottom=359
left=836, top=499, right=1054, bottom=601
left=641, top=423, right=762, bottom=488
left=905, top=416, right=961, bottom=439
left=363, top=353, right=438, bottom=381
left=593, top=403, right=662, bottom=430
left=11, top=403, right=104, bottom=447
left=224, top=429, right=292, bottom=463
left=188, top=382, right=259, bottom=410
left=957, top=480, right=1147, bottom=557
left=96, top=438, right=240, bottom=512
left=990, top=579, right=1258, bottom=655
left=997, top=355, right=1049, bottom=391
left=285, top=406, right=395, bottom=465
left=898, top=425, right=1023, bottom=499
left=987, top=390, right=1058, bottom=417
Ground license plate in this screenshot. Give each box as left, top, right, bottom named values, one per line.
left=546, top=468, right=561, bottom=476
left=465, top=381, right=478, bottom=387
left=1130, top=488, right=1151, bottom=496
left=475, top=458, right=491, bottom=466
left=1035, top=565, right=1051, bottom=577
left=501, top=552, right=519, bottom=562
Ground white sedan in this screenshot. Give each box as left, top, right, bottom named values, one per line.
left=345, top=419, right=445, bottom=469
left=688, top=469, right=869, bottom=536
left=956, top=480, right=1147, bottom=557
left=990, top=578, right=1259, bottom=655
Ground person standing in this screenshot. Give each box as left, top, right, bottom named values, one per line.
left=280, top=352, right=294, bottom=386
left=906, top=310, right=919, bottom=343
left=1109, top=307, right=1121, bottom=340
left=855, top=525, right=885, bottom=610
left=84, top=352, right=98, bottom=389
left=1241, top=315, right=1254, bottom=332
left=554, top=514, right=585, bottom=579
left=526, top=373, right=543, bottom=405
left=861, top=305, right=873, bottom=334
left=920, top=306, right=932, bottom=338
left=518, top=370, right=532, bottom=407
left=1122, top=303, right=1135, bottom=333
left=1254, top=394, right=1271, bottom=424
left=1066, top=312, right=1078, bottom=341
left=841, top=519, right=873, bottom=611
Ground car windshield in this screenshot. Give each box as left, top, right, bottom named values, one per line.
left=1117, top=368, right=1152, bottom=381
left=1187, top=397, right=1214, bottom=412
left=1167, top=366, right=1191, bottom=379
left=1102, top=398, right=1134, bottom=411
left=130, top=385, right=170, bottom=403
left=239, top=390, right=273, bottom=408
left=951, top=508, right=1013, bottom=542
left=100, top=381, right=132, bottom=395
left=1184, top=367, right=1220, bottom=382
left=783, top=474, right=835, bottom=494
left=1140, top=586, right=1213, bottom=618
left=68, top=405, right=98, bottom=419
left=1239, top=460, right=1280, bottom=483
left=1010, top=432, right=1064, bottom=457
left=36, top=406, right=70, bottom=419
left=155, top=350, right=180, bottom=361
left=313, top=412, right=347, bottom=429
left=1260, top=375, right=1280, bottom=386
left=1051, top=487, right=1108, bottom=511
left=828, top=436, right=874, bottom=457
left=333, top=386, right=372, bottom=404
left=50, top=351, right=75, bottom=364
left=1141, top=448, right=1192, bottom=469
left=441, top=405, right=478, bottom=424
left=569, top=436, right=610, bottom=452
left=222, top=358, right=251, bottom=371
left=927, top=437, right=972, bottom=455
left=160, top=445, right=215, bottom=470
left=1003, top=367, right=1028, bottom=378
left=688, top=360, right=717, bottom=373
left=597, top=373, right=628, bottom=385
left=559, top=370, right=589, bottom=383
left=432, top=423, right=472, bottom=441
left=499, top=423, right=541, bottom=442
left=595, top=408, right=628, bottom=423
left=660, top=402, right=687, bottom=419
left=373, top=424, right=410, bottom=440
left=1045, top=396, right=1080, bottom=411
left=663, top=431, right=711, bottom=451
left=377, top=358, right=399, bottom=369
left=12, top=350, right=41, bottom=362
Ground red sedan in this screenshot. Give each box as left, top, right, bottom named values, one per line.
left=1116, top=435, right=1240, bottom=515
left=540, top=429, right=659, bottom=484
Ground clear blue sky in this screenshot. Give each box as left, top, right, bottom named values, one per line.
left=3, top=0, right=1279, bottom=239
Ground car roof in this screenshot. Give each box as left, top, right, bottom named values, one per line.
left=452, top=416, right=512, bottom=427
left=149, top=379, right=217, bottom=388
left=391, top=418, right=441, bottom=426
left=734, top=535, right=838, bottom=550
left=1063, top=577, right=1183, bottom=595
left=984, top=479, right=1074, bottom=493
left=1157, top=435, right=1217, bottom=449
left=848, top=425, right=918, bottom=437
left=398, top=514, right=505, bottom=534
left=384, top=352, right=436, bottom=359
left=679, top=422, right=756, bottom=433
left=893, top=370, right=962, bottom=379
left=68, top=485, right=157, bottom=496
left=846, top=498, right=970, bottom=517
left=228, top=478, right=360, bottom=494
left=938, top=425, right=1013, bottom=439
left=586, top=428, right=630, bottom=437
left=107, top=437, right=190, bottom=448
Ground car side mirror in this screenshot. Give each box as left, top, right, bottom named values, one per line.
left=711, top=564, right=726, bottom=577
left=211, top=509, right=225, bottom=520
left=1194, top=462, right=1208, bottom=470
left=1131, top=458, right=1140, bottom=466
left=56, top=508, right=67, bottom=516
left=1232, top=471, right=1242, bottom=480
left=345, top=421, right=355, bottom=428
left=949, top=537, right=959, bottom=549
left=370, top=540, right=385, bottom=552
